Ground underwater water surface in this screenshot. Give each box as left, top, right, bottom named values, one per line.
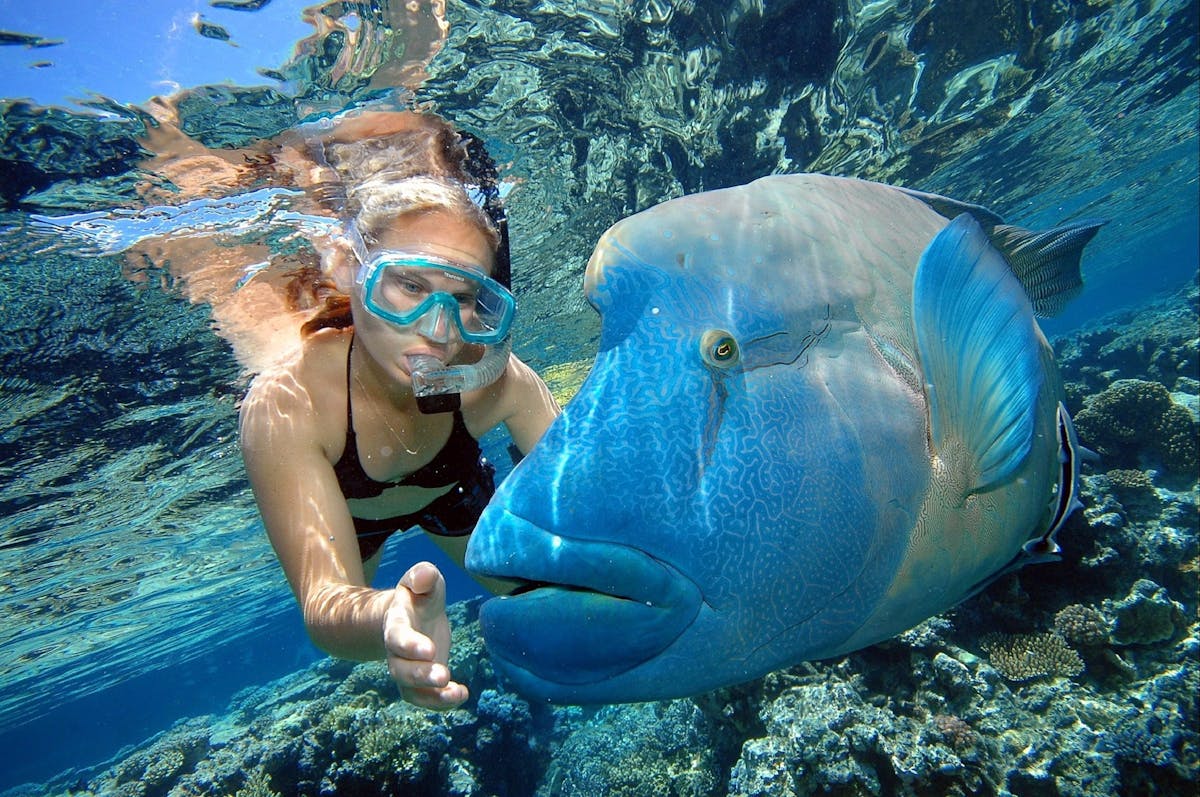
left=0, top=0, right=1197, bottom=794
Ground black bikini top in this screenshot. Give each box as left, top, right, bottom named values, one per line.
left=332, top=338, right=484, bottom=500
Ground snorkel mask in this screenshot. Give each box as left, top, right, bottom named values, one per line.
left=351, top=242, right=516, bottom=412
left=355, top=250, right=514, bottom=345
left=345, top=128, right=515, bottom=413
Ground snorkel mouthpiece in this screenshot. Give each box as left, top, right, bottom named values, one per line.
left=408, top=339, right=512, bottom=414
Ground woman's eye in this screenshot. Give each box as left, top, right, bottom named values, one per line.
left=382, top=273, right=426, bottom=297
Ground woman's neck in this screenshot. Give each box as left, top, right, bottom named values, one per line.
left=349, top=334, right=420, bottom=415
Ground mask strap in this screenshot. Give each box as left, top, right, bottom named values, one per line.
left=343, top=221, right=373, bottom=273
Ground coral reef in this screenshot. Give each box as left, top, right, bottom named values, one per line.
left=726, top=677, right=965, bottom=797
left=1072, top=379, right=1199, bottom=473
left=12, top=289, right=1199, bottom=797
left=1106, top=579, right=1187, bottom=647
left=537, top=701, right=729, bottom=796
left=1057, top=277, right=1200, bottom=403
left=1103, top=468, right=1163, bottom=520
left=1058, top=276, right=1200, bottom=483
left=1053, top=604, right=1112, bottom=648
left=20, top=602, right=564, bottom=797
left=931, top=714, right=976, bottom=753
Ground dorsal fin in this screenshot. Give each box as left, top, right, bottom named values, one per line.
left=895, top=186, right=1005, bottom=227
left=913, top=214, right=1044, bottom=492
left=988, top=221, right=1105, bottom=316
left=897, top=185, right=1104, bottom=317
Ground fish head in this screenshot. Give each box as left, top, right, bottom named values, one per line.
left=467, top=186, right=888, bottom=702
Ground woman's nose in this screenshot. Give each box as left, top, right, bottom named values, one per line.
left=413, top=302, right=455, bottom=343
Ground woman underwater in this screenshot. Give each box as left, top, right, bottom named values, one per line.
left=238, top=111, right=560, bottom=710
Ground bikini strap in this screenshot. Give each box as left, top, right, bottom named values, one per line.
left=344, top=334, right=356, bottom=432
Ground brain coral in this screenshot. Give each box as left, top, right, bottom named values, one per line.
left=931, top=714, right=976, bottom=751
left=1073, top=379, right=1198, bottom=473
left=1053, top=604, right=1112, bottom=647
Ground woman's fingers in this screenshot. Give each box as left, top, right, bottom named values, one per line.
left=388, top=652, right=469, bottom=709
left=383, top=615, right=436, bottom=662
left=384, top=562, right=467, bottom=710
left=386, top=646, right=449, bottom=687
left=401, top=682, right=469, bottom=710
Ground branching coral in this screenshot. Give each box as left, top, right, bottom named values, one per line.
left=979, top=632, right=1084, bottom=681
left=105, top=721, right=210, bottom=793
left=234, top=768, right=281, bottom=797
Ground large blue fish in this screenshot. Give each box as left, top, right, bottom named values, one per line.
left=466, top=174, right=1101, bottom=703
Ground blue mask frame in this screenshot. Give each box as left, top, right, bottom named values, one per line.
left=355, top=252, right=516, bottom=345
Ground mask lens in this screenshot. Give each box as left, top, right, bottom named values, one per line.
left=374, top=268, right=437, bottom=314
left=358, top=254, right=514, bottom=343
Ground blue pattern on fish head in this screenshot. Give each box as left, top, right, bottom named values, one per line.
left=467, top=195, right=912, bottom=703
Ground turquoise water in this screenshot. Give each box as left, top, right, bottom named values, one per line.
left=0, top=1, right=1197, bottom=793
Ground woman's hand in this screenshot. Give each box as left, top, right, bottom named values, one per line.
left=383, top=562, right=469, bottom=710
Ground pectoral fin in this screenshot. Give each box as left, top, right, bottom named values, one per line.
left=913, top=214, right=1044, bottom=493
left=959, top=402, right=1085, bottom=597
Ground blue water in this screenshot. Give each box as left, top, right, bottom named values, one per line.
left=0, top=534, right=483, bottom=789
left=1043, top=211, right=1200, bottom=339
left=0, top=0, right=1197, bottom=793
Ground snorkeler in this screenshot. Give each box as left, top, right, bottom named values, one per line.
left=238, top=111, right=560, bottom=710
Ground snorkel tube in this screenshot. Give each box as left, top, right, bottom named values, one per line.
left=408, top=130, right=513, bottom=414
left=409, top=338, right=511, bottom=414
left=308, top=113, right=515, bottom=414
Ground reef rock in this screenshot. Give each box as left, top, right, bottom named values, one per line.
left=1106, top=579, right=1187, bottom=646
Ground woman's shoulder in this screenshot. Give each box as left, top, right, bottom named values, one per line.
left=239, top=331, right=352, bottom=477
left=499, top=351, right=558, bottom=398
left=461, top=351, right=559, bottom=436
left=462, top=350, right=525, bottom=405
left=241, top=329, right=351, bottom=430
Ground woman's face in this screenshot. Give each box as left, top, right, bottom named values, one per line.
left=350, top=208, right=496, bottom=387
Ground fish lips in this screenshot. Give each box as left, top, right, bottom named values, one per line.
left=466, top=510, right=701, bottom=695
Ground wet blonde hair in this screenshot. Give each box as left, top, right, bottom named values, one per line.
left=296, top=112, right=501, bottom=336
left=349, top=175, right=498, bottom=250
left=323, top=114, right=499, bottom=246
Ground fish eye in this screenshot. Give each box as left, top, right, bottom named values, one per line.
left=700, top=329, right=740, bottom=369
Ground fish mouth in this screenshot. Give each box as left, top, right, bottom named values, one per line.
left=465, top=509, right=702, bottom=692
